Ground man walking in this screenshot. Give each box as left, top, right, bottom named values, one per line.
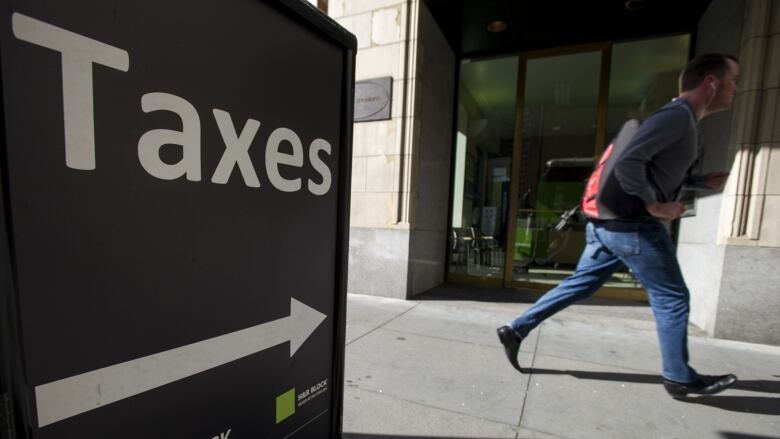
left=497, top=54, right=740, bottom=399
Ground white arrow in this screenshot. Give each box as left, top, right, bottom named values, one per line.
left=34, top=297, right=326, bottom=428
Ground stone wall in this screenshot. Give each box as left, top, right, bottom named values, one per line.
left=714, top=0, right=780, bottom=345
left=682, top=0, right=780, bottom=345
left=408, top=4, right=455, bottom=296
left=330, top=1, right=454, bottom=298
left=680, top=0, right=744, bottom=336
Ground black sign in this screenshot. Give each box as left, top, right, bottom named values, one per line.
left=0, top=1, right=355, bottom=438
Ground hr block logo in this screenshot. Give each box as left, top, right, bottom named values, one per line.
left=276, top=389, right=296, bottom=424
left=276, top=378, right=329, bottom=424
left=297, top=379, right=328, bottom=406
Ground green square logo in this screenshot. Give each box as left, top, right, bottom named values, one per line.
left=276, top=388, right=295, bottom=424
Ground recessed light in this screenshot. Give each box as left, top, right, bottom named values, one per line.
left=487, top=20, right=507, bottom=33
left=625, top=0, right=648, bottom=13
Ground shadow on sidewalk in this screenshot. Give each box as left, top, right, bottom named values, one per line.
left=529, top=368, right=780, bottom=415
left=732, top=380, right=780, bottom=394
left=344, top=435, right=507, bottom=439
left=345, top=435, right=780, bottom=439
left=678, top=395, right=780, bottom=415
left=718, top=432, right=780, bottom=439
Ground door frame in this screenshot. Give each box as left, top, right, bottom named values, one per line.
left=501, top=42, right=645, bottom=298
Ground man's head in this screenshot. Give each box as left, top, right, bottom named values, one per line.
left=679, top=54, right=740, bottom=114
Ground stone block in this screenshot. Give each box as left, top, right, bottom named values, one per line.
left=391, top=79, right=404, bottom=118
left=745, top=193, right=766, bottom=239
left=757, top=88, right=779, bottom=143
left=365, top=154, right=398, bottom=192
left=414, top=163, right=450, bottom=221
left=766, top=143, right=780, bottom=194
left=717, top=245, right=780, bottom=345
left=723, top=152, right=743, bottom=197
left=340, top=0, right=405, bottom=18
left=679, top=193, right=724, bottom=244
left=347, top=227, right=410, bottom=298
left=408, top=229, right=447, bottom=295
left=717, top=193, right=740, bottom=241
left=695, top=0, right=744, bottom=56
left=772, top=0, right=780, bottom=33
left=328, top=0, right=344, bottom=18
left=352, top=118, right=398, bottom=156
left=349, top=192, right=397, bottom=228
left=371, top=6, right=402, bottom=46
left=764, top=34, right=780, bottom=90
left=405, top=116, right=422, bottom=153
left=733, top=144, right=760, bottom=196
left=731, top=90, right=760, bottom=144
left=416, top=194, right=449, bottom=232
left=351, top=157, right=367, bottom=192
left=758, top=194, right=780, bottom=245
left=751, top=143, right=772, bottom=195
left=678, top=242, right=725, bottom=335
left=407, top=78, right=423, bottom=116
left=743, top=0, right=772, bottom=41
left=336, top=12, right=372, bottom=49
left=356, top=42, right=404, bottom=81
left=738, top=36, right=767, bottom=92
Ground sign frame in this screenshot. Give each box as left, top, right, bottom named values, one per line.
left=0, top=0, right=356, bottom=437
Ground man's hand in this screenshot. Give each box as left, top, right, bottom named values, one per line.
left=705, top=171, right=729, bottom=190
left=646, top=201, right=686, bottom=220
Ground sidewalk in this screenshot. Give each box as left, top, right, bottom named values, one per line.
left=341, top=284, right=780, bottom=439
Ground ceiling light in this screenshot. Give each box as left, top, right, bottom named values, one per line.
left=625, top=0, right=648, bottom=13
left=487, top=20, right=507, bottom=33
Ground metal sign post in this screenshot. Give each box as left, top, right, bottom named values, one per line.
left=0, top=1, right=355, bottom=437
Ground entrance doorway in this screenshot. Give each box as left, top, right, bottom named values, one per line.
left=507, top=45, right=607, bottom=290
left=448, top=35, right=691, bottom=298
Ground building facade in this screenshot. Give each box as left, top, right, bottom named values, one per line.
left=313, top=0, right=780, bottom=346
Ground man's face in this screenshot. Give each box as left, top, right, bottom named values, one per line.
left=710, top=59, right=740, bottom=112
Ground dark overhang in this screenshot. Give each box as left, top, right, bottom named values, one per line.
left=422, top=0, right=712, bottom=58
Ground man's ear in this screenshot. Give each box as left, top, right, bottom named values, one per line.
left=705, top=74, right=719, bottom=91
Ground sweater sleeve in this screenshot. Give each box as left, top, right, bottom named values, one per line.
left=613, top=109, right=688, bottom=205
left=684, top=173, right=710, bottom=190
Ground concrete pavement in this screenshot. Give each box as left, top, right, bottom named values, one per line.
left=341, top=284, right=780, bottom=439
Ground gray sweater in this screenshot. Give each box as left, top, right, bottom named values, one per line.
left=614, top=98, right=699, bottom=207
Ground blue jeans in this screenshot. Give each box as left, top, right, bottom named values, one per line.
left=510, top=219, right=697, bottom=383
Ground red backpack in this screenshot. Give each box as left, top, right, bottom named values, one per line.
left=580, top=119, right=641, bottom=220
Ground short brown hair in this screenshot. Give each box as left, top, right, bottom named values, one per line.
left=679, top=54, right=738, bottom=92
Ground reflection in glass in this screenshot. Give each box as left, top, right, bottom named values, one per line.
left=448, top=35, right=690, bottom=291
left=606, top=35, right=691, bottom=142
left=512, top=36, right=690, bottom=289
left=448, top=56, right=518, bottom=279
left=512, top=51, right=602, bottom=285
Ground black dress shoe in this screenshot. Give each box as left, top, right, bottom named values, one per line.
left=496, top=325, right=523, bottom=372
left=662, top=374, right=737, bottom=399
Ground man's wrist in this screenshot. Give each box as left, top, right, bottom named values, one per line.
left=640, top=189, right=658, bottom=206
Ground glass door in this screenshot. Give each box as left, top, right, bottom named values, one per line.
left=447, top=55, right=519, bottom=286
left=448, top=36, right=690, bottom=296
left=504, top=44, right=625, bottom=290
